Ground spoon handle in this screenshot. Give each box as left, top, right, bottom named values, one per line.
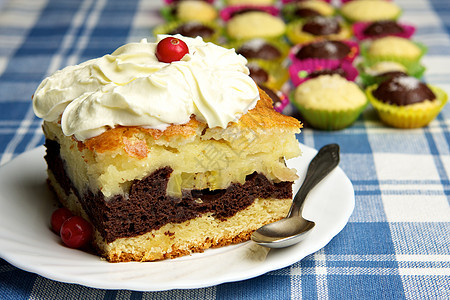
left=288, top=143, right=340, bottom=218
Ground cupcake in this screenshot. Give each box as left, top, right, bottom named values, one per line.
left=340, top=0, right=402, bottom=23
left=286, top=16, right=352, bottom=44
left=227, top=38, right=289, bottom=63
left=226, top=11, right=286, bottom=40
left=281, top=0, right=335, bottom=22
left=362, top=36, right=427, bottom=68
left=292, top=74, right=368, bottom=130
left=154, top=21, right=222, bottom=43
left=247, top=59, right=289, bottom=90
left=289, top=40, right=359, bottom=64
left=366, top=76, right=448, bottom=128
left=358, top=60, right=425, bottom=87
left=352, top=20, right=416, bottom=41
left=289, top=59, right=358, bottom=87
left=220, top=4, right=279, bottom=22
left=161, top=0, right=218, bottom=22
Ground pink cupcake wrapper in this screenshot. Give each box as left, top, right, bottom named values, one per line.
left=352, top=21, right=416, bottom=41
left=288, top=59, right=358, bottom=86
left=273, top=90, right=290, bottom=113
left=289, top=40, right=360, bottom=65
left=220, top=5, right=279, bottom=22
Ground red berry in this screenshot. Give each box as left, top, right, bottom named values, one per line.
left=156, top=37, right=189, bottom=63
left=50, top=207, right=73, bottom=234
left=60, top=216, right=93, bottom=249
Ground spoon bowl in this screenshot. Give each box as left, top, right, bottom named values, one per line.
left=251, top=217, right=315, bottom=248
left=251, top=144, right=340, bottom=248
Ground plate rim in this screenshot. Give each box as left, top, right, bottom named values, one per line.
left=0, top=144, right=354, bottom=291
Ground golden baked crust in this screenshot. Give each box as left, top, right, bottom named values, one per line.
left=80, top=88, right=301, bottom=157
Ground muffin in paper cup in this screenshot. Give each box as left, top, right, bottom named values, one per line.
left=361, top=36, right=427, bottom=66
left=247, top=59, right=290, bottom=90
left=358, top=60, right=426, bottom=87
left=339, top=0, right=402, bottom=23
left=352, top=21, right=416, bottom=41
left=153, top=20, right=222, bottom=43
left=286, top=16, right=352, bottom=45
left=289, top=58, right=358, bottom=87
left=289, top=39, right=359, bottom=65
left=161, top=1, right=218, bottom=23
left=281, top=1, right=336, bottom=22
left=220, top=4, right=279, bottom=22
left=225, top=38, right=290, bottom=63
left=366, top=83, right=448, bottom=129
left=290, top=74, right=369, bottom=130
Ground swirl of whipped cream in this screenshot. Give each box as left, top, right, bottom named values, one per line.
left=33, top=35, right=260, bottom=140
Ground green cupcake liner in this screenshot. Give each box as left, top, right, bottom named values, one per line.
left=289, top=90, right=369, bottom=131
left=366, top=84, right=448, bottom=128
left=358, top=61, right=426, bottom=87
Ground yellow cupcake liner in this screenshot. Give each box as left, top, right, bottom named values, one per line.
left=290, top=91, right=369, bottom=130
left=366, top=84, right=448, bottom=129
left=285, top=19, right=352, bottom=45
left=153, top=20, right=223, bottom=44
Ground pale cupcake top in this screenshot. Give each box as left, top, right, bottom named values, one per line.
left=176, top=1, right=217, bottom=22
left=340, top=0, right=401, bottom=23
left=294, top=74, right=366, bottom=110
left=226, top=11, right=286, bottom=40
left=33, top=35, right=260, bottom=141
left=367, top=36, right=423, bottom=60
left=364, top=61, right=407, bottom=76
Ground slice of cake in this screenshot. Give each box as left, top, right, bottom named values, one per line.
left=33, top=35, right=302, bottom=262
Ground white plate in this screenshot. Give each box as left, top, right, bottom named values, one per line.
left=0, top=144, right=354, bottom=291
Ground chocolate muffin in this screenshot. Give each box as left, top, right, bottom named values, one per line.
left=372, top=76, right=435, bottom=106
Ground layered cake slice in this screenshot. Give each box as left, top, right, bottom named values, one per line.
left=33, top=35, right=302, bottom=262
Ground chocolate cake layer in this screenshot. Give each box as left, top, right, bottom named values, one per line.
left=45, top=139, right=293, bottom=243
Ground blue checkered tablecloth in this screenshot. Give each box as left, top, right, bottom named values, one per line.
left=0, top=0, right=449, bottom=299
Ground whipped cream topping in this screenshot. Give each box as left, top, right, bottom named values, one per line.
left=33, top=35, right=260, bottom=140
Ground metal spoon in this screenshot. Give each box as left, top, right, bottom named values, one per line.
left=251, top=143, right=340, bottom=248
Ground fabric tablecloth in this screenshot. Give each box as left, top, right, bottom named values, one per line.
left=0, top=0, right=449, bottom=299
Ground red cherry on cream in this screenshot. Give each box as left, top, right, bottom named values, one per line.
left=156, top=37, right=189, bottom=63
left=50, top=207, right=73, bottom=234
left=60, top=216, right=93, bottom=249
